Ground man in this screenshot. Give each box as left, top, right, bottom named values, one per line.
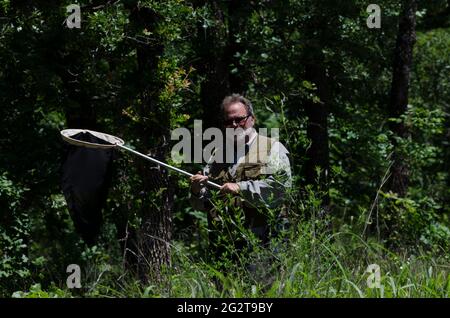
left=190, top=94, right=292, bottom=260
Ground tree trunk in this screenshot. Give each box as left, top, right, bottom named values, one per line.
left=126, top=2, right=172, bottom=283
left=303, top=57, right=331, bottom=208
left=388, top=0, right=417, bottom=197
left=194, top=0, right=248, bottom=129
left=226, top=0, right=249, bottom=94
left=193, top=0, right=230, bottom=129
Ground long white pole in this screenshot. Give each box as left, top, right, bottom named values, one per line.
left=117, top=144, right=221, bottom=190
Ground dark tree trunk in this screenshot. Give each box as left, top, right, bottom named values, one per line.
left=194, top=0, right=230, bottom=129
left=226, top=0, right=248, bottom=94
left=43, top=11, right=98, bottom=130
left=388, top=0, right=417, bottom=197
left=303, top=58, right=331, bottom=208
left=126, top=2, right=172, bottom=283
left=60, top=70, right=98, bottom=130
left=298, top=7, right=336, bottom=211
left=193, top=0, right=248, bottom=129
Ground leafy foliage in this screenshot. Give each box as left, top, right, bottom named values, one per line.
left=0, top=0, right=449, bottom=297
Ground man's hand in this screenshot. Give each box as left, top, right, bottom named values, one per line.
left=190, top=171, right=208, bottom=194
left=220, top=182, right=240, bottom=195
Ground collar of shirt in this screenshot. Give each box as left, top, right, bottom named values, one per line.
left=246, top=129, right=258, bottom=148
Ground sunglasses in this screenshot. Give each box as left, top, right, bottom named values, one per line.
left=223, top=114, right=251, bottom=127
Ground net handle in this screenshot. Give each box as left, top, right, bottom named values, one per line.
left=117, top=144, right=222, bottom=190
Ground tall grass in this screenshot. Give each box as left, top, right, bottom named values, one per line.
left=10, top=177, right=450, bottom=299
left=13, top=215, right=449, bottom=298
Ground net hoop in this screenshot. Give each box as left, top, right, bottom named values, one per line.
left=60, top=129, right=125, bottom=149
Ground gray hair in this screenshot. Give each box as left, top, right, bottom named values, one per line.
left=221, top=94, right=254, bottom=116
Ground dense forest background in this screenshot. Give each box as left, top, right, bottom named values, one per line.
left=1, top=0, right=449, bottom=297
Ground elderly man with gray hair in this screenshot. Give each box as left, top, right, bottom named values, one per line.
left=190, top=94, right=292, bottom=261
